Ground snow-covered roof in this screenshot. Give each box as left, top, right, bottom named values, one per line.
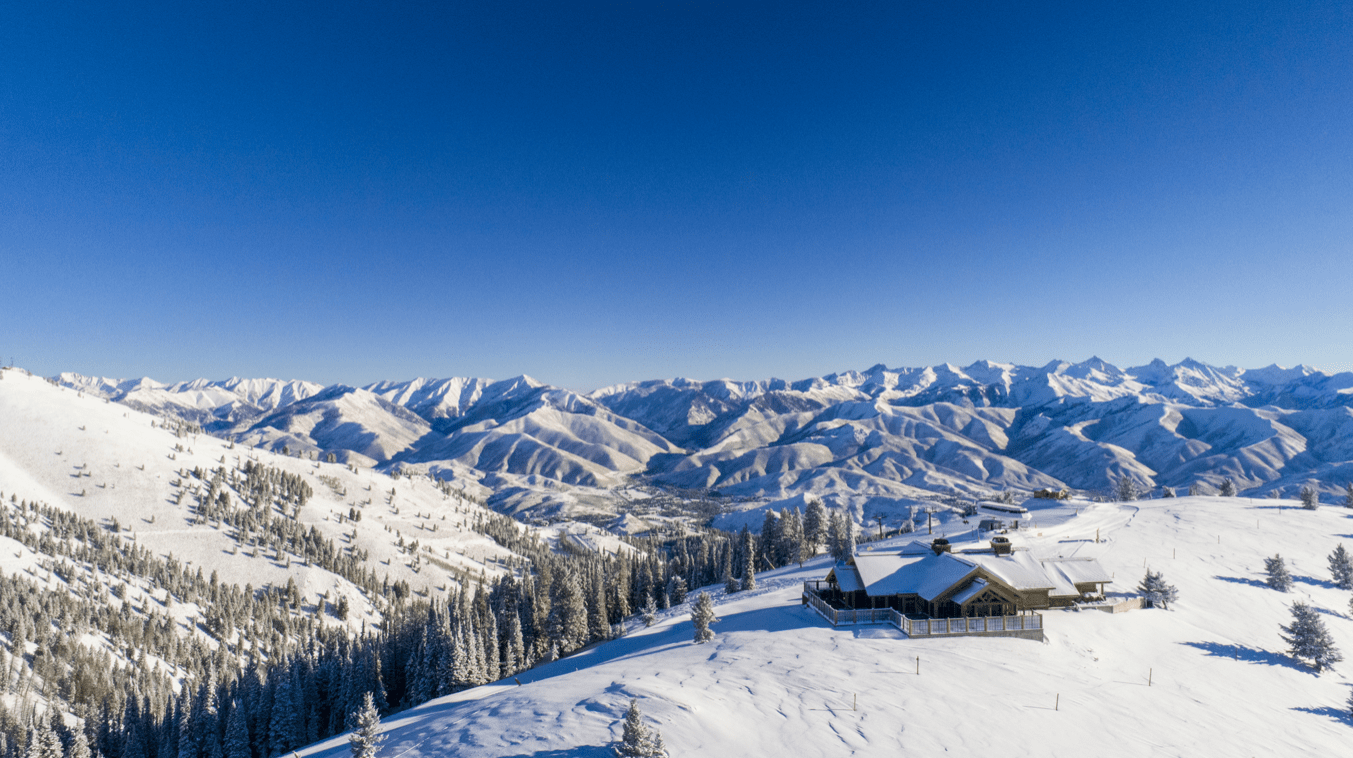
left=834, top=543, right=1109, bottom=602
left=1040, top=558, right=1113, bottom=596
left=962, top=551, right=1057, bottom=592
left=853, top=551, right=977, bottom=601
left=950, top=578, right=989, bottom=605
left=829, top=563, right=865, bottom=593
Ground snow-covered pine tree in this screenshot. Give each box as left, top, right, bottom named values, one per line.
left=1137, top=569, right=1179, bottom=609
left=1300, top=486, right=1318, bottom=509
left=761, top=510, right=783, bottom=568
left=785, top=508, right=805, bottom=566
left=223, top=702, right=249, bottom=758
left=1115, top=476, right=1139, bottom=502
left=803, top=499, right=826, bottom=557
left=740, top=528, right=757, bottom=592
left=1280, top=601, right=1342, bottom=674
left=722, top=548, right=739, bottom=595
left=690, top=592, right=718, bottom=644
left=1161, top=486, right=1176, bottom=498
left=1328, top=544, right=1353, bottom=590
left=1218, top=478, right=1237, bottom=497
left=1264, top=555, right=1293, bottom=591
left=347, top=692, right=385, bottom=758
left=26, top=714, right=61, bottom=758
left=667, top=575, right=687, bottom=605
left=613, top=698, right=667, bottom=757
left=69, top=728, right=92, bottom=758
left=642, top=593, right=657, bottom=627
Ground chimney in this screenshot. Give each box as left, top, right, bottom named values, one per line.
left=990, top=536, right=1013, bottom=556
left=930, top=538, right=951, bottom=556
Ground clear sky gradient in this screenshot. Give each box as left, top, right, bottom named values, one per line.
left=3, top=1, right=1351, bottom=390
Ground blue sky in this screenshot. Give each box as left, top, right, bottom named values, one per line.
left=3, top=1, right=1351, bottom=390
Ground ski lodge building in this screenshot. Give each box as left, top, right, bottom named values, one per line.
left=814, top=538, right=1112, bottom=619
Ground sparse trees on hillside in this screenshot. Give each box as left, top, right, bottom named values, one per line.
left=1264, top=554, right=1293, bottom=591
left=1218, top=478, right=1237, bottom=497
left=1300, top=486, right=1318, bottom=509
left=1281, top=602, right=1341, bottom=674
left=1137, top=570, right=1178, bottom=609
left=1329, top=545, right=1353, bottom=590
left=690, top=592, right=718, bottom=644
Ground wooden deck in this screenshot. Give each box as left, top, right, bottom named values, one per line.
left=803, top=582, right=1044, bottom=641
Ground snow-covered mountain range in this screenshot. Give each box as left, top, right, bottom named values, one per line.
left=53, top=359, right=1353, bottom=515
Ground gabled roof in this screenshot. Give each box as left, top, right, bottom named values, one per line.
left=1041, top=558, right=1113, bottom=595
left=852, top=551, right=976, bottom=602
left=835, top=541, right=1110, bottom=602
left=827, top=562, right=865, bottom=593
left=950, top=578, right=990, bottom=605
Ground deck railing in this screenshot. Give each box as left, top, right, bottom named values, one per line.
left=803, top=582, right=1042, bottom=638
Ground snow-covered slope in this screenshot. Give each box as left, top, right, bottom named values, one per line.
left=51, top=359, right=1353, bottom=521
left=2, top=368, right=524, bottom=605
left=291, top=494, right=1353, bottom=756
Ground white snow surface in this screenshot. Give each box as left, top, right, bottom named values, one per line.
left=293, top=494, right=1353, bottom=757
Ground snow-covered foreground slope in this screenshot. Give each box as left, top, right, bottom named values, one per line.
left=298, top=496, right=1353, bottom=756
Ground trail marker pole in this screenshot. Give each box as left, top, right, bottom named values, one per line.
left=1173, top=548, right=1176, bottom=559
left=1148, top=668, right=1153, bottom=687
left=916, top=656, right=920, bottom=675
left=1055, top=693, right=1059, bottom=711
left=853, top=694, right=857, bottom=711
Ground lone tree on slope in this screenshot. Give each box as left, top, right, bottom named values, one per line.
left=613, top=699, right=669, bottom=758
left=348, top=692, right=386, bottom=758
left=1137, top=569, right=1179, bottom=609
left=1218, top=478, right=1237, bottom=497
left=1264, top=554, right=1293, bottom=592
left=1300, top=486, right=1318, bottom=509
left=1344, top=482, right=1353, bottom=508
left=690, top=592, right=718, bottom=644
left=1115, top=477, right=1139, bottom=502
left=1280, top=601, right=1342, bottom=674
left=1328, top=544, right=1353, bottom=590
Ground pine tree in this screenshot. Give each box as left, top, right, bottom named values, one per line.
left=803, top=499, right=827, bottom=558
left=549, top=568, right=590, bottom=655
left=1136, top=569, right=1179, bottom=609
left=690, top=592, right=718, bottom=644
left=27, top=715, right=61, bottom=758
left=760, top=510, right=783, bottom=568
left=1161, top=486, right=1176, bottom=498
left=1115, top=476, right=1139, bottom=502
left=347, top=693, right=384, bottom=758
left=1328, top=544, right=1353, bottom=590
left=1300, top=486, right=1318, bottom=509
left=641, top=594, right=657, bottom=627
left=722, top=548, right=739, bottom=595
left=223, top=703, right=249, bottom=758
left=613, top=699, right=667, bottom=758
left=1264, top=555, right=1293, bottom=592
left=1218, top=478, right=1237, bottom=497
left=740, top=528, right=757, bottom=593
left=1280, top=601, right=1342, bottom=673
left=70, top=729, right=92, bottom=758
left=667, top=576, right=687, bottom=605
